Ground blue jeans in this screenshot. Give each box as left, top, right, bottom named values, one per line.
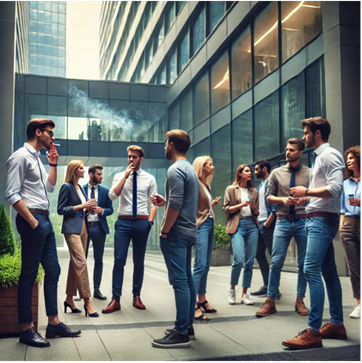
left=230, top=217, right=259, bottom=288
left=267, top=218, right=307, bottom=299
left=16, top=213, right=60, bottom=323
left=256, top=219, right=276, bottom=286
left=193, top=218, right=214, bottom=295
left=304, top=216, right=343, bottom=331
left=87, top=224, right=106, bottom=290
left=160, top=228, right=196, bottom=334
left=112, top=218, right=151, bottom=301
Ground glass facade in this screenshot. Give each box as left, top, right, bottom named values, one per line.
left=29, top=1, right=66, bottom=77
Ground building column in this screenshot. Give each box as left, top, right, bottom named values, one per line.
left=0, top=2, right=16, bottom=214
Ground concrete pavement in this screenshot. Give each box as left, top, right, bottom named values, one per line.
left=0, top=248, right=360, bottom=361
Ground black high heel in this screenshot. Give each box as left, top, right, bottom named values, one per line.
left=84, top=305, right=99, bottom=318
left=64, top=301, right=82, bottom=314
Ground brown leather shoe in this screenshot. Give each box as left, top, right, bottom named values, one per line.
left=320, top=322, right=347, bottom=339
left=295, top=297, right=309, bottom=316
left=282, top=328, right=322, bottom=349
left=255, top=298, right=276, bottom=317
left=102, top=299, right=121, bottom=314
left=133, top=296, right=146, bottom=310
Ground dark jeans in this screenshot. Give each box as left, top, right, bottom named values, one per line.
left=256, top=219, right=275, bottom=286
left=16, top=213, right=60, bottom=324
left=112, top=218, right=151, bottom=301
left=160, top=228, right=196, bottom=334
left=340, top=216, right=360, bottom=299
left=86, top=224, right=107, bottom=290
left=304, top=216, right=343, bottom=330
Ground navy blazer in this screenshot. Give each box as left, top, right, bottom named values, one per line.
left=57, top=183, right=88, bottom=234
left=83, top=184, right=113, bottom=235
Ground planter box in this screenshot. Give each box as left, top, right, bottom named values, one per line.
left=0, top=283, right=38, bottom=337
left=210, top=247, right=232, bottom=266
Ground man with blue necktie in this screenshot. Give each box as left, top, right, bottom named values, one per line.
left=84, top=164, right=113, bottom=301
left=256, top=138, right=310, bottom=318
left=103, top=146, right=158, bottom=313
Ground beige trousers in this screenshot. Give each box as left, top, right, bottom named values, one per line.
left=64, top=219, right=91, bottom=299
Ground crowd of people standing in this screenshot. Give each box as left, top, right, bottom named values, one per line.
left=5, top=116, right=360, bottom=351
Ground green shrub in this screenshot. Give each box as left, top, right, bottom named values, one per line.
left=0, top=205, right=15, bottom=256
left=213, top=224, right=231, bottom=249
left=0, top=248, right=44, bottom=288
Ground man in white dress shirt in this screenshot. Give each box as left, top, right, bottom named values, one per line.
left=102, top=145, right=158, bottom=313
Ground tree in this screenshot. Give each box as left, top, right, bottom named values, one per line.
left=0, top=205, right=15, bottom=256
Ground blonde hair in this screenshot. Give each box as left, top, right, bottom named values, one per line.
left=127, top=145, right=144, bottom=158
left=64, top=160, right=84, bottom=183
left=192, top=156, right=213, bottom=187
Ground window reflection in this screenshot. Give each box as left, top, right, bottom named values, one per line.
left=167, top=50, right=176, bottom=84
left=207, top=1, right=225, bottom=35
left=130, top=101, right=149, bottom=142
left=193, top=71, right=210, bottom=126
left=211, top=51, right=230, bottom=115
left=254, top=2, right=279, bottom=84
left=192, top=7, right=205, bottom=55
left=180, top=89, right=193, bottom=132
left=168, top=101, right=180, bottom=130
left=68, top=117, right=89, bottom=140
left=231, top=26, right=251, bottom=100
left=282, top=1, right=322, bottom=63
left=178, top=32, right=189, bottom=74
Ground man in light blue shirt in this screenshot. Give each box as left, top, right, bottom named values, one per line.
left=283, top=117, right=346, bottom=350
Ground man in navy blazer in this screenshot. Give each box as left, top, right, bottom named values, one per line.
left=84, top=164, right=113, bottom=300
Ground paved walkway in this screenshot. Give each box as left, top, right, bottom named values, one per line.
left=1, top=248, right=360, bottom=361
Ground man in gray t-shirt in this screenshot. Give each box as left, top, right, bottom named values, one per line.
left=151, top=130, right=199, bottom=349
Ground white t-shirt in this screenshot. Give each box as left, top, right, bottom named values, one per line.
left=240, top=188, right=252, bottom=216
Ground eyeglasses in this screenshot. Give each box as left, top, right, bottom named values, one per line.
left=39, top=129, right=54, bottom=138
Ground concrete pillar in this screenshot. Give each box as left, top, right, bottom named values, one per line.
left=322, top=1, right=360, bottom=277
left=0, top=2, right=16, bottom=214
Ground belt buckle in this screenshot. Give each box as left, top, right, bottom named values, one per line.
left=288, top=215, right=294, bottom=221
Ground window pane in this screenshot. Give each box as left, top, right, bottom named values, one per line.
left=306, top=57, right=326, bottom=118
left=168, top=101, right=180, bottom=130
left=178, top=32, right=189, bottom=74
left=193, top=137, right=210, bottom=160
left=48, top=115, right=67, bottom=139
left=254, top=2, right=279, bottom=84
left=149, top=102, right=167, bottom=142
left=254, top=91, right=280, bottom=160
left=130, top=101, right=149, bottom=142
left=109, top=99, right=131, bottom=141
left=281, top=1, right=322, bottom=63
left=232, top=109, right=253, bottom=171
left=165, top=3, right=175, bottom=33
left=176, top=1, right=185, bottom=15
left=47, top=96, right=67, bottom=116
left=231, top=26, right=251, bottom=100
left=208, top=1, right=225, bottom=35
left=281, top=72, right=305, bottom=147
left=193, top=71, right=209, bottom=126
left=192, top=7, right=205, bottom=55
left=167, top=50, right=176, bottom=84
left=68, top=117, right=89, bottom=140
left=180, top=89, right=193, bottom=132
left=211, top=124, right=231, bottom=224
left=211, top=51, right=230, bottom=114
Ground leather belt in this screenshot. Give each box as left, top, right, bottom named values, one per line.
left=87, top=221, right=100, bottom=225
left=28, top=208, right=50, bottom=215
left=277, top=214, right=306, bottom=220
left=306, top=212, right=339, bottom=218
left=118, top=215, right=149, bottom=220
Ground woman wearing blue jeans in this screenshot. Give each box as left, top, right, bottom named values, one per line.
left=223, top=164, right=259, bottom=306
left=192, top=156, right=222, bottom=320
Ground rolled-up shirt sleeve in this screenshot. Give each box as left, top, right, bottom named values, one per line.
left=323, top=155, right=344, bottom=198
left=108, top=173, right=121, bottom=201
left=42, top=164, right=55, bottom=193
left=168, top=167, right=185, bottom=210
left=148, top=177, right=158, bottom=209
left=5, top=153, right=26, bottom=206
left=265, top=171, right=278, bottom=204
left=340, top=186, right=346, bottom=214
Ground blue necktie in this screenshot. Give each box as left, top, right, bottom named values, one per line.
left=132, top=171, right=137, bottom=217
left=290, top=167, right=296, bottom=215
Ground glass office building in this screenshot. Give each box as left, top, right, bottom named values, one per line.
left=28, top=1, right=66, bottom=77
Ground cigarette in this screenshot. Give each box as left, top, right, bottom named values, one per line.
left=53, top=143, right=61, bottom=146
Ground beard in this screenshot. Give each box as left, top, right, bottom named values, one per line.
left=92, top=175, right=101, bottom=184
left=165, top=148, right=172, bottom=160
left=130, top=159, right=141, bottom=169
left=286, top=155, right=299, bottom=163
left=305, top=134, right=316, bottom=148
left=256, top=171, right=264, bottom=179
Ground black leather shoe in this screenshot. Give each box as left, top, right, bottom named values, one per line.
left=46, top=322, right=81, bottom=339
left=94, top=289, right=107, bottom=300
left=20, top=327, right=50, bottom=348
left=250, top=285, right=267, bottom=296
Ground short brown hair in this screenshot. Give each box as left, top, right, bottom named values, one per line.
left=287, top=138, right=305, bottom=151
left=165, top=129, right=191, bottom=153
left=27, top=118, right=55, bottom=140
left=301, top=117, right=330, bottom=142
left=343, top=145, right=360, bottom=179
left=127, top=145, right=144, bottom=158
left=88, top=164, right=103, bottom=174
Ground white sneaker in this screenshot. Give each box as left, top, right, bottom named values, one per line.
left=349, top=305, right=360, bottom=319
left=241, top=294, right=254, bottom=305
left=228, top=289, right=236, bottom=305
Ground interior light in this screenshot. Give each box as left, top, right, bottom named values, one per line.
left=213, top=69, right=229, bottom=89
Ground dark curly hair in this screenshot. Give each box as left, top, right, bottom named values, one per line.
left=343, top=145, right=360, bottom=179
